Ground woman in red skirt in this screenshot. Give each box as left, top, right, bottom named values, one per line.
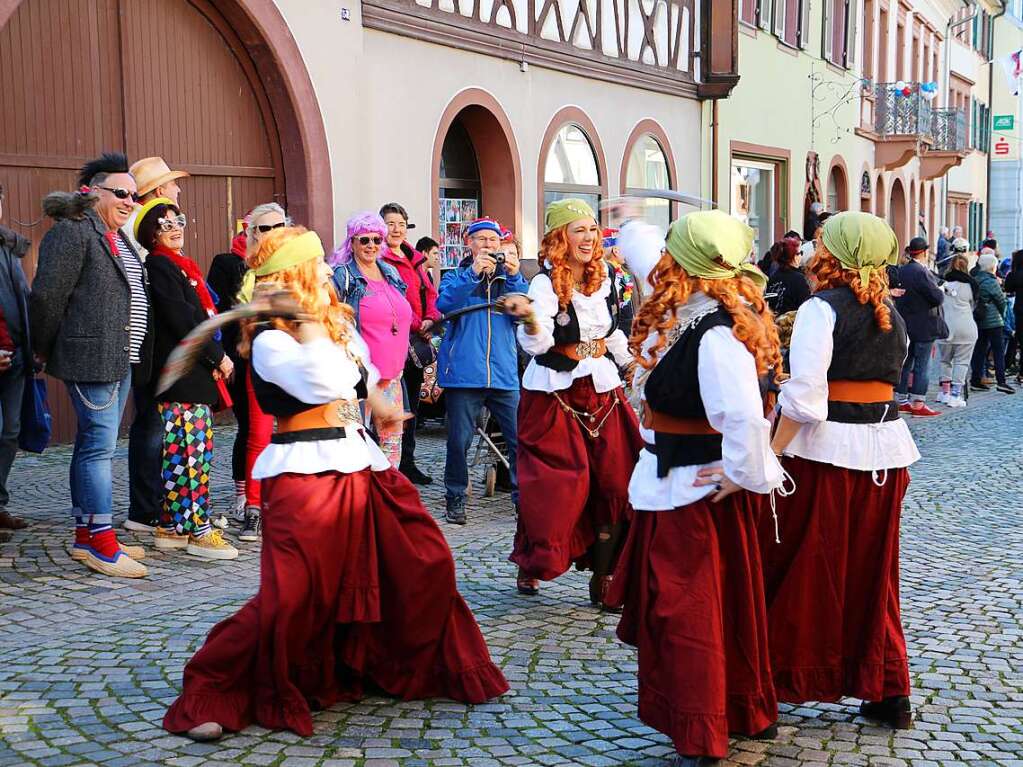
left=609, top=210, right=785, bottom=766
left=163, top=227, right=508, bottom=742
left=766, top=212, right=920, bottom=728
left=509, top=198, right=642, bottom=610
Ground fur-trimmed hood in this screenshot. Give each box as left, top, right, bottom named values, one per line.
left=42, top=190, right=98, bottom=221
left=0, top=224, right=29, bottom=258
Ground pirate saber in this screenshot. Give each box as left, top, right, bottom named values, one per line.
left=602, top=191, right=718, bottom=210
left=437, top=292, right=531, bottom=324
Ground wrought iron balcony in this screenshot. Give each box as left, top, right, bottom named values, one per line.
left=929, top=108, right=967, bottom=153
left=873, top=83, right=933, bottom=139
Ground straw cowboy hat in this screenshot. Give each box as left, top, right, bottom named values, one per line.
left=130, top=156, right=189, bottom=197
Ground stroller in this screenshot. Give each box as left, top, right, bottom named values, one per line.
left=467, top=407, right=512, bottom=498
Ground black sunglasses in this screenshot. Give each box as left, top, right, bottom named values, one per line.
left=256, top=222, right=286, bottom=234
left=98, top=186, right=140, bottom=202
left=356, top=235, right=383, bottom=246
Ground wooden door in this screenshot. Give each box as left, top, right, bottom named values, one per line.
left=0, top=0, right=283, bottom=441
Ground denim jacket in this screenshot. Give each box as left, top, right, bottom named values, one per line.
left=331, top=259, right=407, bottom=330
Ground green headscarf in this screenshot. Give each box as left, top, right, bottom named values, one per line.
left=544, top=198, right=596, bottom=234
left=819, top=211, right=899, bottom=286
left=238, top=230, right=325, bottom=302
left=664, top=210, right=766, bottom=288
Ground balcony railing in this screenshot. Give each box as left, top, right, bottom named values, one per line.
left=929, top=108, right=967, bottom=152
left=873, top=83, right=933, bottom=138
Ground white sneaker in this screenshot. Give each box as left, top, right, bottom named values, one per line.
left=947, top=396, right=967, bottom=408
left=123, top=519, right=156, bottom=533
left=211, top=514, right=229, bottom=530
left=936, top=391, right=949, bottom=404
left=229, top=495, right=248, bottom=525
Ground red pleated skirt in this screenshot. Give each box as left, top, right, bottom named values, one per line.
left=758, top=455, right=911, bottom=704
left=163, top=467, right=509, bottom=737
left=608, top=493, right=777, bottom=759
left=510, top=377, right=643, bottom=580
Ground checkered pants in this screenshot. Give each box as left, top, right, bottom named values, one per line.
left=158, top=403, right=214, bottom=535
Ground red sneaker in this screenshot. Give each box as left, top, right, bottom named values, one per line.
left=910, top=403, right=942, bottom=417
left=898, top=402, right=914, bottom=414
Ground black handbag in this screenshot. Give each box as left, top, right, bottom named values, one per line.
left=407, top=272, right=437, bottom=369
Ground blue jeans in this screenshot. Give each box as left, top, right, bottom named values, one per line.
left=444, top=387, right=519, bottom=505
left=0, top=364, right=25, bottom=507
left=127, top=376, right=164, bottom=524
left=896, top=340, right=934, bottom=401
left=65, top=372, right=131, bottom=526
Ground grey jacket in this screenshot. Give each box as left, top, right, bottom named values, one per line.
left=29, top=192, right=149, bottom=383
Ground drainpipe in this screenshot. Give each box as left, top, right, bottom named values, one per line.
left=943, top=2, right=978, bottom=232
left=986, top=2, right=1007, bottom=240
left=711, top=100, right=720, bottom=207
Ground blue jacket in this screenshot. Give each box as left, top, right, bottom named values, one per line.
left=436, top=264, right=528, bottom=390
left=331, top=259, right=406, bottom=330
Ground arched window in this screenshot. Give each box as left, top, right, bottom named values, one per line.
left=826, top=163, right=848, bottom=212
left=625, top=134, right=672, bottom=231
left=543, top=124, right=601, bottom=213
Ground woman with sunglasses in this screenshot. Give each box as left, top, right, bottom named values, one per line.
left=135, top=198, right=237, bottom=561
left=329, top=212, right=413, bottom=466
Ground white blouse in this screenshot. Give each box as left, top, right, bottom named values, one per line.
left=518, top=273, right=632, bottom=394
left=779, top=297, right=921, bottom=471
left=627, top=295, right=785, bottom=511
left=250, top=329, right=391, bottom=480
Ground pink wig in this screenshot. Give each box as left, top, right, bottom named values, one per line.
left=329, top=211, right=388, bottom=266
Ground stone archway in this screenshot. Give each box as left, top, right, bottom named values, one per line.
left=431, top=89, right=522, bottom=244
left=890, top=178, right=908, bottom=250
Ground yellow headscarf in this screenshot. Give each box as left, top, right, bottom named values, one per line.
left=237, top=230, right=325, bottom=302
left=819, top=212, right=899, bottom=286
left=664, top=210, right=767, bottom=288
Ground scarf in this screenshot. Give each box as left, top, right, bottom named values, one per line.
left=664, top=210, right=767, bottom=288
left=151, top=244, right=232, bottom=409
left=944, top=268, right=980, bottom=294
left=820, top=212, right=899, bottom=287
left=230, top=231, right=247, bottom=259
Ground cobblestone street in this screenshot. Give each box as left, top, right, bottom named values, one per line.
left=0, top=389, right=1021, bottom=767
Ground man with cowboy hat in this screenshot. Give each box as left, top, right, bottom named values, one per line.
left=122, top=156, right=188, bottom=537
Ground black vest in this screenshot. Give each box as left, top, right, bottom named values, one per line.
left=250, top=325, right=369, bottom=418
left=535, top=263, right=620, bottom=372
left=643, top=306, right=733, bottom=477
left=815, top=288, right=907, bottom=423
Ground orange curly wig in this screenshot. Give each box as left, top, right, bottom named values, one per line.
left=238, top=226, right=354, bottom=358
left=808, top=242, right=893, bottom=331
left=630, top=251, right=783, bottom=377
left=539, top=225, right=606, bottom=309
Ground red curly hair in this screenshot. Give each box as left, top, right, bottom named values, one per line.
left=238, top=226, right=355, bottom=358
left=540, top=225, right=606, bottom=309
left=630, top=251, right=783, bottom=377
left=808, top=242, right=893, bottom=331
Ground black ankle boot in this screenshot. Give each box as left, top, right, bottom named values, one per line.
left=859, top=696, right=913, bottom=729
left=589, top=523, right=624, bottom=611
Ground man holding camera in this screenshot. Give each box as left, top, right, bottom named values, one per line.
left=436, top=218, right=528, bottom=525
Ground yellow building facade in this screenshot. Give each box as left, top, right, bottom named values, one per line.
left=710, top=0, right=1002, bottom=257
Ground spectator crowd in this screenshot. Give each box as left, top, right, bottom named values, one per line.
left=0, top=152, right=1017, bottom=571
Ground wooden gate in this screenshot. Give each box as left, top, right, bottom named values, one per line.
left=0, top=0, right=284, bottom=441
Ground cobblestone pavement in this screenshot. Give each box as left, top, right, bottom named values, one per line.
left=1, top=388, right=1021, bottom=767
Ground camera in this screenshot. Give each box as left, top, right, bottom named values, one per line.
left=493, top=251, right=506, bottom=266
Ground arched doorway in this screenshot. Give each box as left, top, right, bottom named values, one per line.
left=875, top=175, right=887, bottom=218
left=890, top=178, right=907, bottom=250
left=826, top=160, right=849, bottom=212
left=0, top=0, right=327, bottom=441
left=432, top=90, right=521, bottom=271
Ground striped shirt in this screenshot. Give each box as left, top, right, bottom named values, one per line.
left=113, top=234, right=148, bottom=364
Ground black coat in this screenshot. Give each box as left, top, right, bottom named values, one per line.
left=895, top=260, right=947, bottom=342
left=29, top=193, right=153, bottom=383
left=1004, top=270, right=1023, bottom=317
left=146, top=253, right=224, bottom=405
left=766, top=266, right=811, bottom=315
left=206, top=251, right=247, bottom=362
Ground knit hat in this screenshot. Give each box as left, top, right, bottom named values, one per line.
left=820, top=212, right=899, bottom=286
left=133, top=196, right=176, bottom=239
left=664, top=210, right=766, bottom=288
left=465, top=218, right=502, bottom=238
left=544, top=198, right=596, bottom=234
